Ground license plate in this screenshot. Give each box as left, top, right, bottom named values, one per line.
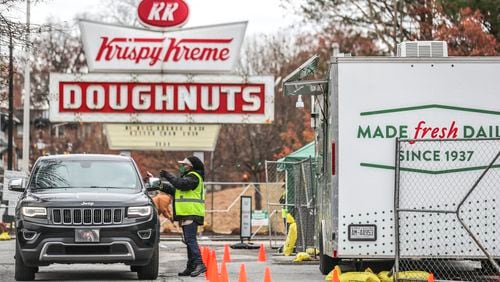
left=75, top=229, right=100, bottom=243
left=348, top=224, right=377, bottom=241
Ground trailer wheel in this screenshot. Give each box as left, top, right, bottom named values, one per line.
left=319, top=225, right=338, bottom=275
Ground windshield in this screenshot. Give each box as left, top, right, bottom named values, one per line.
left=29, top=159, right=141, bottom=190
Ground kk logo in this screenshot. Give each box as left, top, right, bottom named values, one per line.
left=137, top=0, right=189, bottom=30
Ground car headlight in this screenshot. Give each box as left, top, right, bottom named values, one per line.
left=127, top=206, right=152, bottom=218
left=21, top=207, right=47, bottom=218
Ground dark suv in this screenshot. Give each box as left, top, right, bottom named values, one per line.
left=9, top=154, right=159, bottom=281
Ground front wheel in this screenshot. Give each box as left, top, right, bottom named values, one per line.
left=15, top=243, right=36, bottom=281
left=136, top=246, right=159, bottom=280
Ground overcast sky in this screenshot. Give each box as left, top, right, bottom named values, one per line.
left=9, top=0, right=297, bottom=35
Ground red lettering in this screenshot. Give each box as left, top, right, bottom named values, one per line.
left=95, top=37, right=127, bottom=61
left=431, top=127, right=439, bottom=138
left=413, top=120, right=459, bottom=141
left=58, top=82, right=265, bottom=115
left=220, top=48, right=230, bottom=60
left=95, top=36, right=233, bottom=65
left=447, top=121, right=458, bottom=138
left=413, top=121, right=426, bottom=140
left=164, top=38, right=233, bottom=62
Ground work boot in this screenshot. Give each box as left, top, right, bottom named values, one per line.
left=189, top=263, right=207, bottom=277
left=178, top=265, right=194, bottom=276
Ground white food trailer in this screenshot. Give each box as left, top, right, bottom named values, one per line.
left=285, top=42, right=500, bottom=274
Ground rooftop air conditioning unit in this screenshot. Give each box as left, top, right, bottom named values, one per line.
left=397, top=41, right=448, bottom=57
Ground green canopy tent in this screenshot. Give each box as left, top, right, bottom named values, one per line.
left=276, top=142, right=316, bottom=218
left=277, top=142, right=315, bottom=164
left=275, top=142, right=317, bottom=252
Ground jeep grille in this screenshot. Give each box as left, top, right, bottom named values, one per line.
left=51, top=208, right=124, bottom=225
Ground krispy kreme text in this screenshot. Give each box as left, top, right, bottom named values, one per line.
left=59, top=82, right=265, bottom=114
left=96, top=37, right=232, bottom=66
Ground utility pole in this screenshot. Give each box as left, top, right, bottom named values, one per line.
left=393, top=0, right=398, bottom=55
left=1, top=13, right=15, bottom=170
left=7, top=20, right=13, bottom=170
left=22, top=0, right=31, bottom=172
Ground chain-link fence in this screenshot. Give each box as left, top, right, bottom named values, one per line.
left=395, top=138, right=500, bottom=281
left=203, top=182, right=285, bottom=236
left=266, top=158, right=317, bottom=253
left=155, top=181, right=286, bottom=237
left=264, top=161, right=289, bottom=248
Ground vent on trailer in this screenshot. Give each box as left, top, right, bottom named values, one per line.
left=397, top=41, right=448, bottom=57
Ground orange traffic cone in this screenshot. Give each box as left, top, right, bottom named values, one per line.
left=219, top=262, right=229, bottom=282
left=208, top=250, right=219, bottom=282
left=238, top=263, right=248, bottom=282
left=258, top=244, right=267, bottom=262
left=331, top=268, right=339, bottom=282
left=205, top=248, right=212, bottom=279
left=263, top=266, right=272, bottom=282
left=223, top=244, right=231, bottom=263
left=428, top=273, right=435, bottom=282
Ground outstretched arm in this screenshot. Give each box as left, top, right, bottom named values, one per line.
left=160, top=170, right=199, bottom=191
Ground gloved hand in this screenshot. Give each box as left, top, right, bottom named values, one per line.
left=160, top=170, right=169, bottom=179
left=161, top=181, right=175, bottom=196
left=143, top=171, right=154, bottom=182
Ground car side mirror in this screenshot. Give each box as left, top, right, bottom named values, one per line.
left=145, top=177, right=161, bottom=192
left=8, top=178, right=27, bottom=192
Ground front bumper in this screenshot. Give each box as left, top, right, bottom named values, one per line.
left=17, top=219, right=158, bottom=267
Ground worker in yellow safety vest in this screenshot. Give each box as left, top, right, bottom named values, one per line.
left=159, top=156, right=206, bottom=277
left=279, top=190, right=288, bottom=229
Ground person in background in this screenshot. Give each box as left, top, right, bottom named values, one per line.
left=158, top=156, right=206, bottom=277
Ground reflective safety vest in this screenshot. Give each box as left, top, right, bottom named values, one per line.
left=174, top=171, right=205, bottom=217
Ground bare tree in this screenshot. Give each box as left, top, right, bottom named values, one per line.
left=281, top=0, right=437, bottom=53
left=98, top=0, right=141, bottom=27
left=28, top=20, right=86, bottom=107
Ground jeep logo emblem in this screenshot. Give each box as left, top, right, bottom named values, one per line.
left=81, top=202, right=94, bottom=206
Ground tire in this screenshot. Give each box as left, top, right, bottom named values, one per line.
left=137, top=246, right=159, bottom=280
left=318, top=225, right=338, bottom=275
left=15, top=243, right=35, bottom=281
left=130, top=265, right=140, bottom=272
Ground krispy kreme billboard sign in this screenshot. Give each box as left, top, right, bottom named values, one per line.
left=79, top=20, right=247, bottom=73
left=49, top=73, right=274, bottom=124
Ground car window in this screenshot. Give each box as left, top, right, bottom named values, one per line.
left=30, top=159, right=141, bottom=190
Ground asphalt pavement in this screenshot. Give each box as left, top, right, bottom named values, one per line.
left=0, top=239, right=324, bottom=282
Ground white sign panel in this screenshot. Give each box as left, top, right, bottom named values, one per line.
left=49, top=73, right=274, bottom=124
left=79, top=20, right=247, bottom=73
left=251, top=210, right=268, bottom=227
left=240, top=196, right=252, bottom=238
left=105, top=124, right=220, bottom=151
left=7, top=202, right=16, bottom=216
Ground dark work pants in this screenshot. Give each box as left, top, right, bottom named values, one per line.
left=182, top=221, right=203, bottom=267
